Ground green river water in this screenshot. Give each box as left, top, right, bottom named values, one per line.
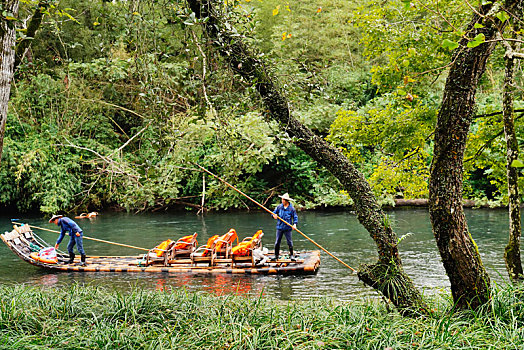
left=0, top=209, right=511, bottom=300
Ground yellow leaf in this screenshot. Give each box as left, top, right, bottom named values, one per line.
left=403, top=76, right=415, bottom=84
left=273, top=5, right=280, bottom=16
left=282, top=32, right=287, bottom=41
left=286, top=5, right=291, bottom=12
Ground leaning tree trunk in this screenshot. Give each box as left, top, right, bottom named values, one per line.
left=0, top=0, right=19, bottom=164
left=429, top=0, right=522, bottom=309
left=185, top=0, right=426, bottom=314
left=502, top=27, right=523, bottom=280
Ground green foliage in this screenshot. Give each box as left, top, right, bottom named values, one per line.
left=0, top=131, right=82, bottom=213
left=249, top=0, right=372, bottom=132
left=2, top=0, right=523, bottom=213
left=351, top=0, right=469, bottom=95
left=327, top=95, right=435, bottom=199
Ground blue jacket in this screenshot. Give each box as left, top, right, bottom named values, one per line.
left=56, top=217, right=83, bottom=245
left=273, top=203, right=298, bottom=230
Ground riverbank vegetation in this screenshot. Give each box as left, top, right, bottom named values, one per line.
left=1, top=0, right=522, bottom=314
left=1, top=0, right=521, bottom=214
left=1, top=283, right=523, bottom=349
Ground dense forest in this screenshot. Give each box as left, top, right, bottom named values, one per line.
left=0, top=0, right=521, bottom=214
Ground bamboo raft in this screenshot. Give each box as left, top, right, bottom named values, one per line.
left=1, top=224, right=321, bottom=276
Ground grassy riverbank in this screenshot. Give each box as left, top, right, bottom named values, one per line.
left=1, top=284, right=523, bottom=349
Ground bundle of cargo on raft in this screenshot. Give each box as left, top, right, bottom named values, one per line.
left=1, top=224, right=320, bottom=275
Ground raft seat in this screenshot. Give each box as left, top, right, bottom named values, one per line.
left=232, top=230, right=264, bottom=267
left=167, top=233, right=198, bottom=261
left=145, top=239, right=177, bottom=266
left=144, top=233, right=200, bottom=267
left=191, top=235, right=219, bottom=266
left=213, top=229, right=239, bottom=264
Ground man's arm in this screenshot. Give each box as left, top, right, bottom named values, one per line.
left=55, top=225, right=66, bottom=248
left=272, top=204, right=280, bottom=219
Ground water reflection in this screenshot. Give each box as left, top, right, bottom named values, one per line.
left=36, top=273, right=59, bottom=287
left=0, top=209, right=514, bottom=300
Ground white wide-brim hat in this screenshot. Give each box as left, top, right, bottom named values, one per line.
left=48, top=214, right=63, bottom=223
left=278, top=193, right=293, bottom=201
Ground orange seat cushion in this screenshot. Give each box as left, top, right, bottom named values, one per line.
left=215, top=229, right=237, bottom=252
left=174, top=235, right=196, bottom=250
left=154, top=239, right=173, bottom=257
left=232, top=230, right=263, bottom=256
left=202, top=235, right=219, bottom=257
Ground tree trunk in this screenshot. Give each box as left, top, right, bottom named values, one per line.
left=0, top=0, right=19, bottom=164
left=14, top=0, right=49, bottom=71
left=429, top=0, right=522, bottom=309
left=185, top=0, right=426, bottom=314
left=502, top=28, right=523, bottom=280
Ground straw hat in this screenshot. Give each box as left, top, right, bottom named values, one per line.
left=48, top=214, right=63, bottom=223
left=278, top=193, right=293, bottom=201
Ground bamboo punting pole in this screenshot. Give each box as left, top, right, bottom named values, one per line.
left=13, top=223, right=150, bottom=252
left=194, top=163, right=357, bottom=273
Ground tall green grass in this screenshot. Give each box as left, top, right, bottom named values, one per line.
left=0, top=282, right=523, bottom=349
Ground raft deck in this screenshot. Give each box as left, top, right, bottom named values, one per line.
left=2, top=225, right=320, bottom=276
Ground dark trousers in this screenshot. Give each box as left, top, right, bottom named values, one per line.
left=67, top=233, right=85, bottom=255
left=275, top=229, right=293, bottom=257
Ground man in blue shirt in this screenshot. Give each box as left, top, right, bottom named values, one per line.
left=272, top=193, right=298, bottom=261
left=50, top=215, right=86, bottom=266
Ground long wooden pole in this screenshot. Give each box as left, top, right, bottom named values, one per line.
left=13, top=223, right=150, bottom=252
left=194, top=163, right=357, bottom=272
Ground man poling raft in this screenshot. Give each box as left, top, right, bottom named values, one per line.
left=194, top=163, right=357, bottom=273
left=272, top=193, right=298, bottom=261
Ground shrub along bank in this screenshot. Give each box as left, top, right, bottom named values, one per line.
left=0, top=283, right=523, bottom=349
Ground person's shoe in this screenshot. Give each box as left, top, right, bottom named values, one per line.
left=78, top=254, right=86, bottom=266
left=67, top=253, right=75, bottom=264
left=270, top=256, right=279, bottom=262
left=290, top=255, right=297, bottom=262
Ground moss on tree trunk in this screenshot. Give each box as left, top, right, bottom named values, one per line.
left=429, top=0, right=523, bottom=309
left=502, top=26, right=523, bottom=281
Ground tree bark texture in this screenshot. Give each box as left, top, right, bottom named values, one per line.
left=0, top=0, right=19, bottom=164
left=185, top=0, right=426, bottom=314
left=14, top=0, right=49, bottom=71
left=429, top=0, right=522, bottom=309
left=502, top=29, right=523, bottom=280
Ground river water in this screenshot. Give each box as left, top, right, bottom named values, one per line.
left=0, top=209, right=512, bottom=301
